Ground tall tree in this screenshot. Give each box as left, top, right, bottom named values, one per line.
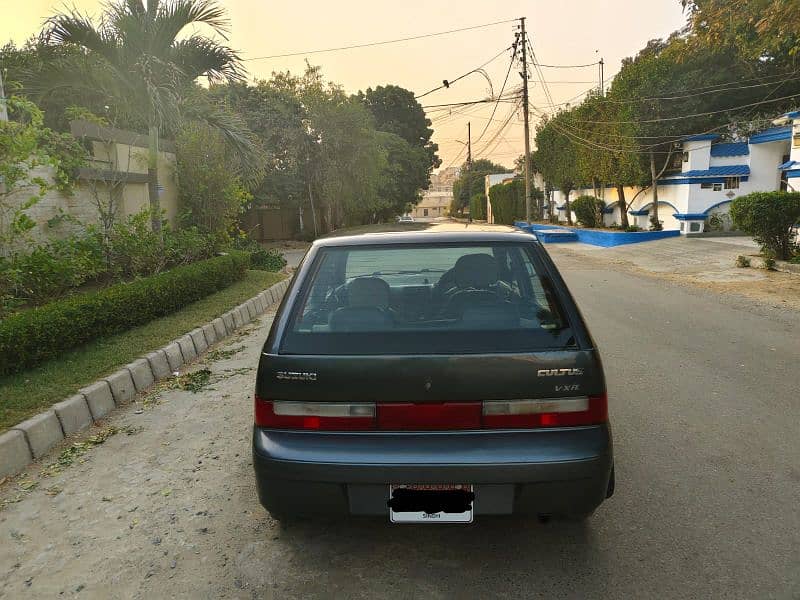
left=356, top=85, right=441, bottom=178
left=42, top=0, right=251, bottom=232
left=681, top=0, right=800, bottom=65
left=533, top=114, right=578, bottom=225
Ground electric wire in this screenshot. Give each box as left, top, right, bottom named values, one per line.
left=245, top=18, right=518, bottom=60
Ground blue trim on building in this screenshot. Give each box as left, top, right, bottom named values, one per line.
left=684, top=134, right=720, bottom=141
left=783, top=110, right=800, bottom=119
left=658, top=176, right=750, bottom=185
left=556, top=205, right=567, bottom=211
left=779, top=160, right=799, bottom=170
left=673, top=213, right=707, bottom=221
left=682, top=165, right=750, bottom=177
left=602, top=205, right=615, bottom=214
left=787, top=169, right=800, bottom=179
left=748, top=126, right=791, bottom=144
left=710, top=142, right=749, bottom=157
left=703, top=200, right=733, bottom=214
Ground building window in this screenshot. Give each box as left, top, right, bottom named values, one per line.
left=700, top=182, right=713, bottom=189
left=690, top=222, right=702, bottom=232
left=682, top=151, right=689, bottom=163
left=423, top=209, right=428, bottom=217
left=713, top=183, right=722, bottom=191
left=724, top=177, right=740, bottom=190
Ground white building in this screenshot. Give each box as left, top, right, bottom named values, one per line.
left=411, top=167, right=459, bottom=220
left=549, top=110, right=800, bottom=233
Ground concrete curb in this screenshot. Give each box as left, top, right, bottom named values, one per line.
left=0, top=276, right=289, bottom=480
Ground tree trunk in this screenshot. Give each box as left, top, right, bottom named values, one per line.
left=147, top=125, right=162, bottom=233
left=649, top=150, right=660, bottom=230
left=563, top=188, right=573, bottom=225
left=617, top=184, right=629, bottom=227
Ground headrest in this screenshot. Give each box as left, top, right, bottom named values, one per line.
left=347, top=277, right=390, bottom=309
left=453, top=253, right=498, bottom=289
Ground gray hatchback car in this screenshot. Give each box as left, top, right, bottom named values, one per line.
left=253, top=225, right=614, bottom=523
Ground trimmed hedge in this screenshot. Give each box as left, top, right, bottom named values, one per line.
left=469, top=193, right=487, bottom=220
left=0, top=252, right=249, bottom=375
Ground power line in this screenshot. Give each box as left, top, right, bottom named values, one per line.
left=415, top=45, right=511, bottom=99
left=245, top=18, right=518, bottom=61
left=566, top=92, right=800, bottom=124
left=472, top=44, right=518, bottom=146
left=532, top=61, right=600, bottom=68
left=421, top=96, right=521, bottom=109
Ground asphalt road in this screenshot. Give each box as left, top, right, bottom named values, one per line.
left=0, top=248, right=798, bottom=599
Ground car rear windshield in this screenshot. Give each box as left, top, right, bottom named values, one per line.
left=280, top=243, right=577, bottom=354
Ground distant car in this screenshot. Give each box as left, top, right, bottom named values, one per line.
left=253, top=225, right=614, bottom=523
left=396, top=215, right=415, bottom=223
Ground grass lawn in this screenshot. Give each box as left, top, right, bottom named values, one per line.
left=0, top=270, right=285, bottom=432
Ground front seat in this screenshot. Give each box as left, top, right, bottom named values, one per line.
left=441, top=254, right=504, bottom=318
left=329, top=277, right=393, bottom=331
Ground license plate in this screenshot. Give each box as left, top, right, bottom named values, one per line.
left=388, top=484, right=474, bottom=523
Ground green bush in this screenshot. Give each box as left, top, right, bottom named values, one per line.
left=489, top=179, right=531, bottom=225
left=572, top=195, right=605, bottom=228
left=250, top=248, right=287, bottom=272
left=0, top=252, right=248, bottom=375
left=735, top=255, right=751, bottom=268
left=0, top=213, right=223, bottom=317
left=1, top=233, right=106, bottom=307
left=730, top=191, right=800, bottom=260
left=624, top=225, right=642, bottom=232
left=469, top=193, right=487, bottom=220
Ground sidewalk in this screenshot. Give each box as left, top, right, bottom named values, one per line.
left=546, top=237, right=800, bottom=310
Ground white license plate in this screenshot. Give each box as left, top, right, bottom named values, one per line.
left=388, top=484, right=474, bottom=523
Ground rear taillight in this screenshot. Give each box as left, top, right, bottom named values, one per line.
left=255, top=394, right=607, bottom=431
left=254, top=396, right=375, bottom=430
left=481, top=394, right=607, bottom=428
left=377, top=402, right=482, bottom=430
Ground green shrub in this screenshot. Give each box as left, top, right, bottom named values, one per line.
left=469, top=193, right=487, bottom=220
left=735, top=255, right=751, bottom=268
left=572, top=195, right=604, bottom=228
left=624, top=225, right=642, bottom=232
left=2, top=233, right=106, bottom=305
left=730, top=191, right=800, bottom=260
left=488, top=179, right=543, bottom=225
left=0, top=252, right=248, bottom=375
left=763, top=256, right=776, bottom=270
left=250, top=248, right=287, bottom=272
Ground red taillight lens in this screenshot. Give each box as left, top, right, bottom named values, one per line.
left=254, top=397, right=375, bottom=430
left=481, top=394, right=607, bottom=428
left=377, top=402, right=482, bottom=430
left=255, top=395, right=607, bottom=431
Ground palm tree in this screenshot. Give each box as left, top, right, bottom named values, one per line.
left=42, top=0, right=249, bottom=232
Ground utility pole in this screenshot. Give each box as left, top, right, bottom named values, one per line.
left=599, top=57, right=605, bottom=96
left=466, top=121, right=472, bottom=166
left=466, top=122, right=472, bottom=221
left=0, top=68, right=8, bottom=122
left=519, top=17, right=533, bottom=224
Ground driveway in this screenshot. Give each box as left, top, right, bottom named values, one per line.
left=0, top=252, right=798, bottom=599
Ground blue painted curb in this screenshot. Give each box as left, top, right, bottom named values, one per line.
left=513, top=222, right=681, bottom=247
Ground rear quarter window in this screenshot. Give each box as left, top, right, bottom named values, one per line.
left=280, top=242, right=576, bottom=355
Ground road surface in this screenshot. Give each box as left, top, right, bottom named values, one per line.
left=0, top=247, right=798, bottom=599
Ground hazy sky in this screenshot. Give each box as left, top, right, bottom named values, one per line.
left=4, top=1, right=687, bottom=169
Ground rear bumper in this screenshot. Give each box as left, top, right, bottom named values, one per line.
left=252, top=425, right=613, bottom=517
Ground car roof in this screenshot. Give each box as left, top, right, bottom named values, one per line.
left=314, top=223, right=537, bottom=247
